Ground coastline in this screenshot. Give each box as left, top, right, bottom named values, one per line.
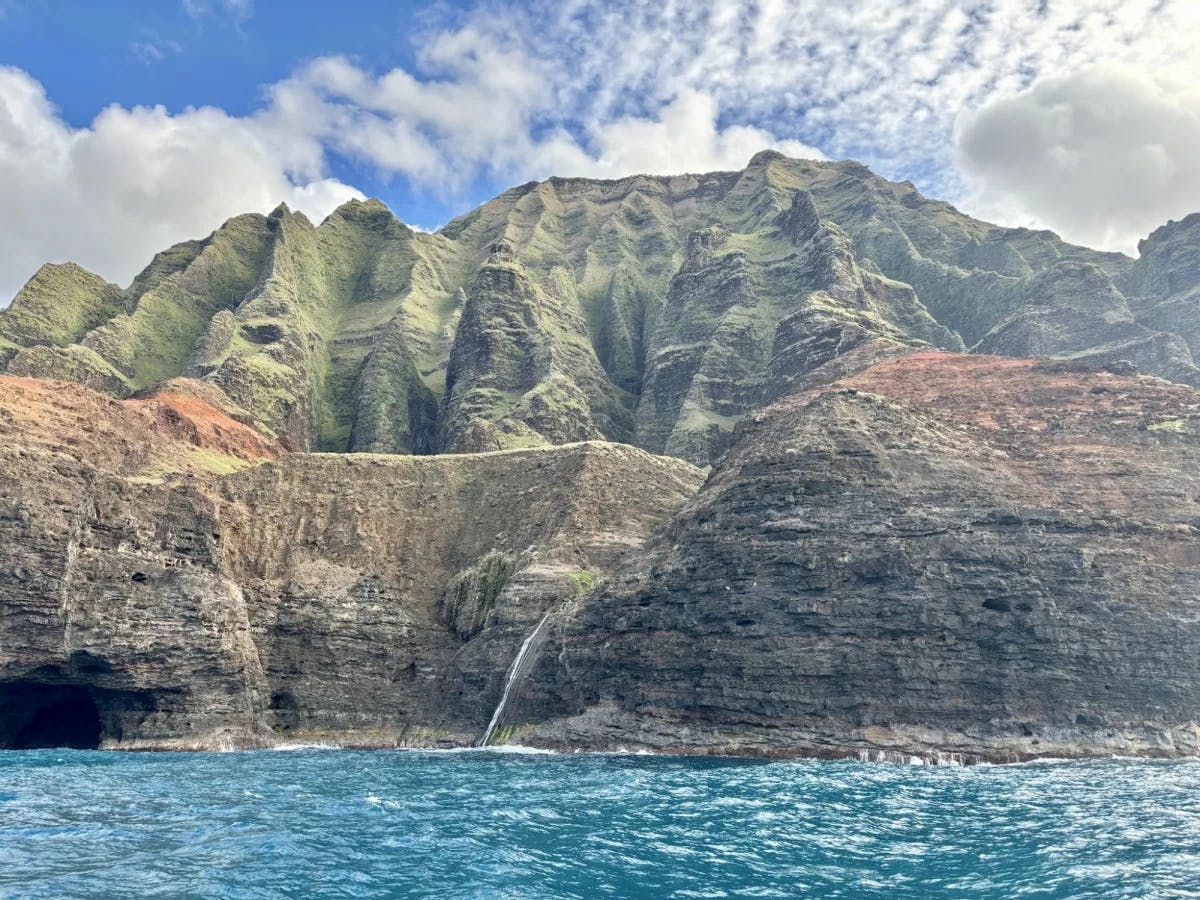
left=79, top=720, right=1200, bottom=766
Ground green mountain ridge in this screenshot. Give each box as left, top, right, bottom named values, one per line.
left=4, top=151, right=1199, bottom=464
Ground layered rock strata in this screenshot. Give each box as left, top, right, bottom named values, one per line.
left=0, top=376, right=702, bottom=749
left=509, top=354, right=1200, bottom=762
left=2, top=355, right=1199, bottom=761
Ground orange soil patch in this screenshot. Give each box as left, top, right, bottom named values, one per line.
left=126, top=391, right=280, bottom=464
left=0, top=375, right=282, bottom=476
left=839, top=352, right=1200, bottom=435
left=827, top=352, right=1200, bottom=517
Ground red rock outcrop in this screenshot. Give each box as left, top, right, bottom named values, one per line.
left=0, top=375, right=281, bottom=477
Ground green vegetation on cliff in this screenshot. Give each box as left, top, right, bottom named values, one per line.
left=4, top=152, right=1200, bottom=462
left=0, top=263, right=123, bottom=365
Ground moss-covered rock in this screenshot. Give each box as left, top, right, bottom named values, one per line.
left=437, top=242, right=629, bottom=452
left=3, top=152, right=1199, bottom=461
left=0, top=262, right=124, bottom=353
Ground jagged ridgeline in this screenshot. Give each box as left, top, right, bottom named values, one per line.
left=4, top=151, right=1200, bottom=463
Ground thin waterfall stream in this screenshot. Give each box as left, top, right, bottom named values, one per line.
left=478, top=610, right=554, bottom=747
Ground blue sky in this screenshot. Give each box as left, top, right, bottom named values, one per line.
left=0, top=1, right=464, bottom=117
left=1, top=0, right=1198, bottom=299
left=0, top=0, right=479, bottom=227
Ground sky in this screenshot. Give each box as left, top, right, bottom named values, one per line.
left=0, top=0, right=1198, bottom=300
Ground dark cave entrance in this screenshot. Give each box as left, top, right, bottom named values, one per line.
left=0, top=683, right=103, bottom=750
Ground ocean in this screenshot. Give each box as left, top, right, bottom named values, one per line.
left=1, top=749, right=1197, bottom=898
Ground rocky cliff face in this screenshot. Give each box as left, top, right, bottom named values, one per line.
left=2, top=353, right=1198, bottom=761
left=3, top=153, right=1200, bottom=761
left=7, top=152, right=1198, bottom=466
left=0, top=375, right=701, bottom=749
left=509, top=354, right=1200, bottom=762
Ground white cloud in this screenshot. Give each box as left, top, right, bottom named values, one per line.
left=258, top=35, right=553, bottom=189
left=0, top=66, right=361, bottom=300
left=267, top=52, right=820, bottom=189
left=956, top=64, right=1200, bottom=254
left=3, top=0, right=1200, bottom=301
left=528, top=91, right=823, bottom=179
left=182, top=0, right=252, bottom=20
left=130, top=39, right=183, bottom=65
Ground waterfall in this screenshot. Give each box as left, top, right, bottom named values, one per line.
left=478, top=610, right=554, bottom=747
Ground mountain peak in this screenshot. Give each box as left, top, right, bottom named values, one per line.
left=332, top=197, right=392, bottom=214
left=747, top=148, right=786, bottom=167
left=324, top=197, right=407, bottom=233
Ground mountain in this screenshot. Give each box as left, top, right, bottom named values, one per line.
left=511, top=354, right=1200, bottom=760
left=5, top=152, right=1199, bottom=465
left=1, top=353, right=1197, bottom=760
left=2, top=154, right=1200, bottom=761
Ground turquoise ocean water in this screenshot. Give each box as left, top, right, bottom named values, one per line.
left=1, top=749, right=1197, bottom=898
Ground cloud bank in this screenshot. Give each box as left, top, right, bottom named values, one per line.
left=956, top=65, right=1200, bottom=254
left=264, top=52, right=823, bottom=189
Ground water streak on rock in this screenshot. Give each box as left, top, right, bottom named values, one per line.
left=479, top=610, right=554, bottom=747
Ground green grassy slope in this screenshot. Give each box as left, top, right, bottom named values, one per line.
left=3, top=152, right=1198, bottom=461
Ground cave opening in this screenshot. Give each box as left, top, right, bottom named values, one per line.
left=0, top=683, right=103, bottom=750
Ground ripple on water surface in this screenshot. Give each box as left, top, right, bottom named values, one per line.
left=1, top=750, right=1198, bottom=898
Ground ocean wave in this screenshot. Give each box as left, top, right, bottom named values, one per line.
left=3, top=750, right=1198, bottom=897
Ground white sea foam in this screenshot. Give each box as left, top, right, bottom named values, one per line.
left=399, top=744, right=561, bottom=756
left=479, top=744, right=560, bottom=755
